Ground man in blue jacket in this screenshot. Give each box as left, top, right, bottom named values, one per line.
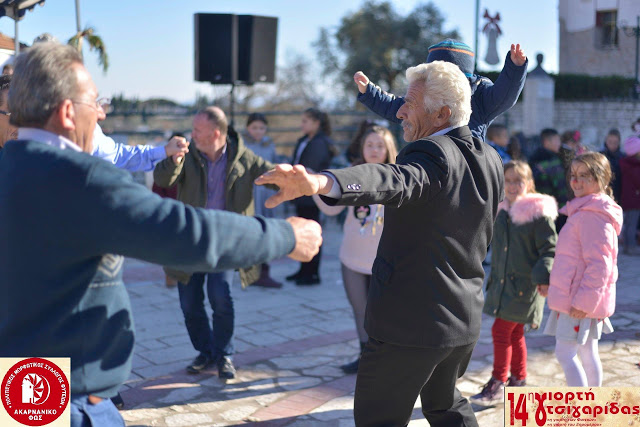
left=0, top=42, right=322, bottom=427
left=354, top=39, right=528, bottom=142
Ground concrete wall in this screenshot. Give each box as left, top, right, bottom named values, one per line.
left=493, top=100, right=640, bottom=150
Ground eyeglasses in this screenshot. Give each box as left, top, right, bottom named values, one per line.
left=71, top=97, right=112, bottom=114
left=0, top=109, right=10, bottom=116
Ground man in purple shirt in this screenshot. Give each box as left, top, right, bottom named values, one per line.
left=154, top=107, right=281, bottom=379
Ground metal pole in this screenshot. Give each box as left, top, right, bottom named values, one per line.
left=229, top=83, right=235, bottom=128
left=474, top=0, right=479, bottom=72
left=14, top=15, right=18, bottom=55
left=75, top=0, right=82, bottom=33
left=635, top=16, right=640, bottom=85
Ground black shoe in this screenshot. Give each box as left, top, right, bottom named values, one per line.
left=186, top=353, right=214, bottom=374
left=217, top=356, right=236, bottom=379
left=295, top=274, right=321, bottom=286
left=111, top=393, right=124, bottom=410
left=340, top=358, right=359, bottom=374
left=285, top=270, right=304, bottom=282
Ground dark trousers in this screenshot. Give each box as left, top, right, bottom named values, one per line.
left=178, top=271, right=235, bottom=359
left=295, top=204, right=321, bottom=277
left=354, top=339, right=478, bottom=427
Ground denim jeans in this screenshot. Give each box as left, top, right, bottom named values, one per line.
left=178, top=270, right=235, bottom=359
left=70, top=395, right=124, bottom=427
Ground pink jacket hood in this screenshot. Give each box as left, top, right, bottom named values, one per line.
left=559, top=193, right=623, bottom=235
left=548, top=192, right=622, bottom=318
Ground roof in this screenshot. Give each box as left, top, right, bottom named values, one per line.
left=0, top=32, right=27, bottom=51
left=0, top=0, right=45, bottom=21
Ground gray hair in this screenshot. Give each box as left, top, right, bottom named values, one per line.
left=405, top=61, right=471, bottom=129
left=9, top=42, right=83, bottom=127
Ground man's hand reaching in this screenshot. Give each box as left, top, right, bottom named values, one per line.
left=165, top=136, right=189, bottom=164
left=255, top=164, right=332, bottom=208
left=286, top=217, right=323, bottom=262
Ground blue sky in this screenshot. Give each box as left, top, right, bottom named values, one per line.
left=0, top=0, right=558, bottom=104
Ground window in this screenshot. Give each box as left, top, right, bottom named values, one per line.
left=595, top=10, right=619, bottom=48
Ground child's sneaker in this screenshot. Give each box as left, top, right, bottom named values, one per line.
left=507, top=376, right=527, bottom=387
left=470, top=377, right=505, bottom=406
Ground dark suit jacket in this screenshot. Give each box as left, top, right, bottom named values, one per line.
left=292, top=132, right=333, bottom=207
left=321, top=126, right=504, bottom=348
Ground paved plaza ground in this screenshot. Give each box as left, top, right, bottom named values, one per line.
left=118, top=219, right=640, bottom=426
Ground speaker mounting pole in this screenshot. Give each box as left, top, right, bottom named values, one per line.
left=229, top=82, right=236, bottom=128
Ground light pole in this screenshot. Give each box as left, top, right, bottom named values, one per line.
left=622, top=16, right=640, bottom=98
left=474, top=0, right=480, bottom=72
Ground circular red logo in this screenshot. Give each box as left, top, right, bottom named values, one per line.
left=2, top=358, right=69, bottom=426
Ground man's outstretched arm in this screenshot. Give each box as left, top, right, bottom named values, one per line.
left=92, top=125, right=189, bottom=172
left=255, top=142, right=448, bottom=209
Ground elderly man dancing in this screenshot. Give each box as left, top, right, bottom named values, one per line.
left=257, top=61, right=504, bottom=426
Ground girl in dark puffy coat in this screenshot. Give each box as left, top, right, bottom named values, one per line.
left=471, top=160, right=558, bottom=406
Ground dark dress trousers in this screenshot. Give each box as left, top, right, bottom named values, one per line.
left=321, top=126, right=504, bottom=426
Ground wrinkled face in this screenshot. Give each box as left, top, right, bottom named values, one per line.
left=544, top=135, right=561, bottom=153
left=396, top=81, right=429, bottom=142
left=70, top=64, right=105, bottom=153
left=605, top=134, right=620, bottom=152
left=0, top=89, right=16, bottom=147
left=504, top=168, right=529, bottom=204
left=247, top=120, right=267, bottom=142
left=192, top=114, right=219, bottom=152
left=301, top=113, right=320, bottom=136
left=362, top=132, right=388, bottom=164
left=570, top=161, right=600, bottom=198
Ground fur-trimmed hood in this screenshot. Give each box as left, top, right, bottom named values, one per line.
left=498, top=193, right=559, bottom=225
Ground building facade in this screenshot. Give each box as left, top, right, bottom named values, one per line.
left=559, top=0, right=640, bottom=78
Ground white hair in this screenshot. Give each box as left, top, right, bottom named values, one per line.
left=405, top=61, right=471, bottom=128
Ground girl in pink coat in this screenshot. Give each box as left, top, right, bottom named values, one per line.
left=540, top=152, right=623, bottom=387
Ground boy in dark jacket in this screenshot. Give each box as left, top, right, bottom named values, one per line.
left=354, top=40, right=528, bottom=142
left=529, top=129, right=570, bottom=206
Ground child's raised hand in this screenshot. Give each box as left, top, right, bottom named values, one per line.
left=354, top=71, right=370, bottom=94
left=537, top=284, right=549, bottom=297
left=569, top=307, right=588, bottom=319
left=510, top=44, right=527, bottom=67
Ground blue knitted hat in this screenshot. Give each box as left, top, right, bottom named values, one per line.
left=426, top=39, right=475, bottom=78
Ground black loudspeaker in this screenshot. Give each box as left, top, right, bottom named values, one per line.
left=194, top=13, right=238, bottom=84
left=237, top=15, right=278, bottom=83
left=194, top=13, right=277, bottom=84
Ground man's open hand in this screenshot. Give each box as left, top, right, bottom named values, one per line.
left=286, top=217, right=322, bottom=262
left=255, top=164, right=330, bottom=208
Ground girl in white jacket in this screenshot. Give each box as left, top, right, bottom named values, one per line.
left=313, top=125, right=397, bottom=373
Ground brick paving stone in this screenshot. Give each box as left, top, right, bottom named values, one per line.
left=164, top=413, right=213, bottom=426
left=240, top=331, right=293, bottom=347
left=117, top=221, right=640, bottom=426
